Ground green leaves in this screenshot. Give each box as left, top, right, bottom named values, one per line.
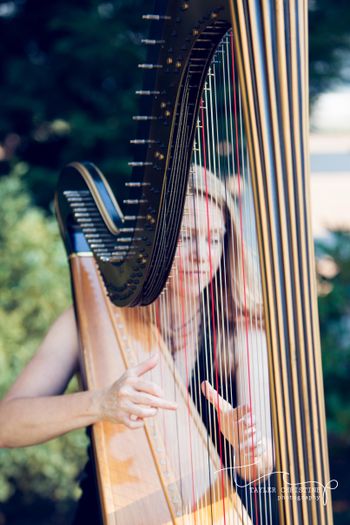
left=0, top=173, right=87, bottom=511
left=0, top=0, right=148, bottom=210
left=316, top=231, right=350, bottom=443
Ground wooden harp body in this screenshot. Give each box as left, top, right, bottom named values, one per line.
left=56, top=1, right=333, bottom=524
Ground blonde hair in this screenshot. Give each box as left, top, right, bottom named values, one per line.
left=189, top=164, right=263, bottom=323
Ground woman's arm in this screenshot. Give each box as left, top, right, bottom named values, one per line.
left=0, top=307, right=177, bottom=448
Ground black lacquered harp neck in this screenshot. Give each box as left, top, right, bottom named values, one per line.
left=56, top=1, right=232, bottom=306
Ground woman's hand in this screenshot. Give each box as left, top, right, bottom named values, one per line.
left=99, top=354, right=177, bottom=429
left=201, top=380, right=256, bottom=449
left=201, top=380, right=273, bottom=480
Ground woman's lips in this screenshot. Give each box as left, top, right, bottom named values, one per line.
left=183, top=270, right=208, bottom=277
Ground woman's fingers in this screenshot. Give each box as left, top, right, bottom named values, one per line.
left=119, top=355, right=177, bottom=416
left=129, top=353, right=159, bottom=377
left=104, top=355, right=178, bottom=428
left=125, top=417, right=145, bottom=430
left=201, top=380, right=262, bottom=452
left=130, top=375, right=177, bottom=410
left=201, top=381, right=253, bottom=425
left=201, top=380, right=231, bottom=412
left=124, top=401, right=158, bottom=419
left=200, top=380, right=268, bottom=466
left=239, top=429, right=263, bottom=452
left=130, top=391, right=177, bottom=410
left=235, top=405, right=252, bottom=422
left=133, top=379, right=164, bottom=398
left=243, top=425, right=258, bottom=439
left=239, top=431, right=258, bottom=449
left=239, top=439, right=265, bottom=458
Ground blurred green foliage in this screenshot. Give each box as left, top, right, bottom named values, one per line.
left=317, top=231, right=350, bottom=440
left=316, top=231, right=350, bottom=524
left=0, top=0, right=150, bottom=209
left=0, top=171, right=88, bottom=522
left=0, top=0, right=349, bottom=209
left=309, top=0, right=350, bottom=102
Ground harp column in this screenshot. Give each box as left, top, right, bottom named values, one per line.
left=229, top=1, right=333, bottom=524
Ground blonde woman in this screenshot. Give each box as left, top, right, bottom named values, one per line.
left=157, top=165, right=274, bottom=483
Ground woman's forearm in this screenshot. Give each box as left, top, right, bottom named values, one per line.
left=0, top=390, right=103, bottom=448
left=0, top=354, right=177, bottom=449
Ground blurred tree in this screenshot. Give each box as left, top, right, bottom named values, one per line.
left=0, top=0, right=349, bottom=210
left=316, top=230, right=350, bottom=524
left=309, top=0, right=350, bottom=103
left=0, top=0, right=150, bottom=209
left=316, top=231, right=350, bottom=439
left=0, top=171, right=88, bottom=523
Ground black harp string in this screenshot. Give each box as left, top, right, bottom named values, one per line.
left=203, top=69, right=223, bottom=482
left=222, top=31, right=251, bottom=511
left=184, top=130, right=202, bottom=512
left=195, top=110, right=220, bottom=499
left=206, top=56, right=234, bottom=493
left=190, top=162, right=215, bottom=519
left=220, top=35, right=244, bottom=506
left=201, top=47, right=234, bottom=514
left=225, top=30, right=254, bottom=516
left=213, top=42, right=238, bottom=499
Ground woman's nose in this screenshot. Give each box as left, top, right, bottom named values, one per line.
left=193, top=236, right=207, bottom=263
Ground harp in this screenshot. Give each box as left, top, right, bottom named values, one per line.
left=55, top=1, right=334, bottom=524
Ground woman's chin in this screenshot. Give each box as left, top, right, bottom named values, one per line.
left=182, top=282, right=209, bottom=298
left=167, top=275, right=210, bottom=298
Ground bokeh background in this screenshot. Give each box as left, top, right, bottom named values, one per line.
left=0, top=1, right=349, bottom=524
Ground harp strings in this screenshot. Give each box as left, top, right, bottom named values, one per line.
left=228, top=31, right=273, bottom=522
left=229, top=29, right=259, bottom=514
left=212, top=37, right=237, bottom=496
left=144, top=29, right=273, bottom=523
left=230, top=32, right=274, bottom=522
left=201, top=77, right=230, bottom=511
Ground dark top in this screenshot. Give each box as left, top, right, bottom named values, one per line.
left=71, top=430, right=102, bottom=525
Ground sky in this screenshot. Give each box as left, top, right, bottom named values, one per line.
left=311, top=88, right=350, bottom=133
left=309, top=88, right=350, bottom=238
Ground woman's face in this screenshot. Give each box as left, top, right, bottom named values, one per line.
left=171, top=194, right=226, bottom=298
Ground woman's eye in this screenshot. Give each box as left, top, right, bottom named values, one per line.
left=210, top=236, right=221, bottom=245
left=181, top=233, right=191, bottom=242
